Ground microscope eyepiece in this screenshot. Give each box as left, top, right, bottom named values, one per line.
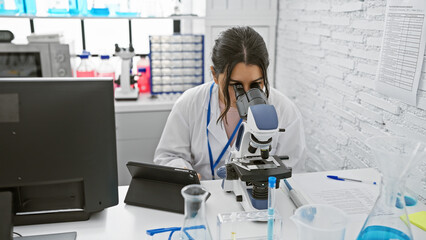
left=250, top=82, right=261, bottom=89
left=233, top=83, right=245, bottom=99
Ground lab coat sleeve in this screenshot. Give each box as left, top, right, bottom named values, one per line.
left=153, top=97, right=194, bottom=170
left=274, top=102, right=307, bottom=173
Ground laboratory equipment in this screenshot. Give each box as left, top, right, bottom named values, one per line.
left=96, top=54, right=116, bottom=82
left=114, top=43, right=138, bottom=100
left=172, top=0, right=194, bottom=16
left=136, top=56, right=151, bottom=93
left=0, top=77, right=118, bottom=225
left=113, top=0, right=139, bottom=17
left=78, top=0, right=88, bottom=15
left=173, top=184, right=212, bottom=240
left=0, top=41, right=72, bottom=77
left=47, top=0, right=79, bottom=15
left=222, top=84, right=292, bottom=211
left=217, top=210, right=283, bottom=240
left=76, top=54, right=95, bottom=77
left=24, top=0, right=36, bottom=15
left=0, top=0, right=24, bottom=15
left=357, top=136, right=426, bottom=240
left=267, top=176, right=276, bottom=240
left=291, top=204, right=348, bottom=240
left=149, top=34, right=204, bottom=95
left=89, top=0, right=109, bottom=16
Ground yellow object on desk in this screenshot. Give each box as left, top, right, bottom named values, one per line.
left=408, top=211, right=426, bottom=231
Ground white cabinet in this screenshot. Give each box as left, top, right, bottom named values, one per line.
left=114, top=96, right=175, bottom=185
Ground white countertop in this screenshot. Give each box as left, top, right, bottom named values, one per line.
left=13, top=168, right=426, bottom=240
left=114, top=93, right=181, bottom=113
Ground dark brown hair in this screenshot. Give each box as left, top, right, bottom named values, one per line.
left=211, top=26, right=270, bottom=123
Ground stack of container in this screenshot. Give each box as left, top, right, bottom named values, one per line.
left=149, top=34, right=204, bottom=95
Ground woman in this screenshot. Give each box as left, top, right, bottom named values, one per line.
left=154, top=26, right=306, bottom=180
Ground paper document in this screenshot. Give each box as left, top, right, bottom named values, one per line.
left=285, top=169, right=380, bottom=216
left=376, top=0, right=426, bottom=105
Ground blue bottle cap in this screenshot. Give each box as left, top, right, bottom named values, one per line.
left=80, top=54, right=89, bottom=59
left=100, top=55, right=110, bottom=59
left=268, top=176, right=276, bottom=188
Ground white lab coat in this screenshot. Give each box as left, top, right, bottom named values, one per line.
left=154, top=82, right=306, bottom=180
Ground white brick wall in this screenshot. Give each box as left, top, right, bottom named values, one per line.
left=276, top=0, right=426, bottom=204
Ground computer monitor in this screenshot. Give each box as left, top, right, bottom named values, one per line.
left=0, top=77, right=118, bottom=227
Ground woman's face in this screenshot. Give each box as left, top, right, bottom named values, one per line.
left=212, top=62, right=264, bottom=107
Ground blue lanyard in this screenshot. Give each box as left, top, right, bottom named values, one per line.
left=207, top=82, right=243, bottom=180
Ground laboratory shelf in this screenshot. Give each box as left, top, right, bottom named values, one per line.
left=0, top=15, right=205, bottom=20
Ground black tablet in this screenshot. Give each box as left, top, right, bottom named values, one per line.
left=124, top=161, right=200, bottom=214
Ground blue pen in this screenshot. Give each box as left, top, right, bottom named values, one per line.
left=327, top=175, right=377, bottom=185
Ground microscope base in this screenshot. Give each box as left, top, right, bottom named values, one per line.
left=115, top=88, right=139, bottom=100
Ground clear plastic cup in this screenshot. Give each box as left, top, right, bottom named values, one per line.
left=290, top=204, right=348, bottom=240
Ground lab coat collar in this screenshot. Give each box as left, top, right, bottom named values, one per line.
left=205, top=83, right=228, bottom=145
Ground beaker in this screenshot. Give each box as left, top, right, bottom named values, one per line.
left=357, top=136, right=426, bottom=240
left=174, top=184, right=212, bottom=240
left=290, top=204, right=348, bottom=240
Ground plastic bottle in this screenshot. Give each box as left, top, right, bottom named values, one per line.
left=24, top=0, right=37, bottom=15
left=89, top=0, right=109, bottom=16
left=78, top=0, right=88, bottom=16
left=68, top=0, right=79, bottom=15
left=0, top=0, right=24, bottom=15
left=96, top=55, right=116, bottom=87
left=136, top=56, right=151, bottom=93
left=76, top=54, right=95, bottom=77
left=47, top=0, right=69, bottom=15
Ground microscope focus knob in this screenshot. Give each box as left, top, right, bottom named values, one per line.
left=130, top=75, right=137, bottom=85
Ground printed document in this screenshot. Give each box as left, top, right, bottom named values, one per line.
left=285, top=168, right=380, bottom=216
left=376, top=0, right=426, bottom=106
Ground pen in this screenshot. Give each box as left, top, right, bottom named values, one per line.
left=283, top=179, right=308, bottom=208
left=327, top=175, right=377, bottom=185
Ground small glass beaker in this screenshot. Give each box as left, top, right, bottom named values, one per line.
left=173, top=184, right=212, bottom=240
left=357, top=136, right=426, bottom=240
left=290, top=204, right=348, bottom=240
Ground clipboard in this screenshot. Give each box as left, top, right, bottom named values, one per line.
left=124, top=161, right=201, bottom=214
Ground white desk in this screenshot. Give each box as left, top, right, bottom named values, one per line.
left=14, top=168, right=426, bottom=240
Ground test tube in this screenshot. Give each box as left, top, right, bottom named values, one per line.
left=268, top=176, right=276, bottom=240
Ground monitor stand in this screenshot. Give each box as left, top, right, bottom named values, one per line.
left=0, top=191, right=13, bottom=240
left=1, top=192, right=77, bottom=240
left=13, top=232, right=76, bottom=240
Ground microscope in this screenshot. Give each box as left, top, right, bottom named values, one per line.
left=222, top=83, right=292, bottom=211
left=114, top=43, right=139, bottom=100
